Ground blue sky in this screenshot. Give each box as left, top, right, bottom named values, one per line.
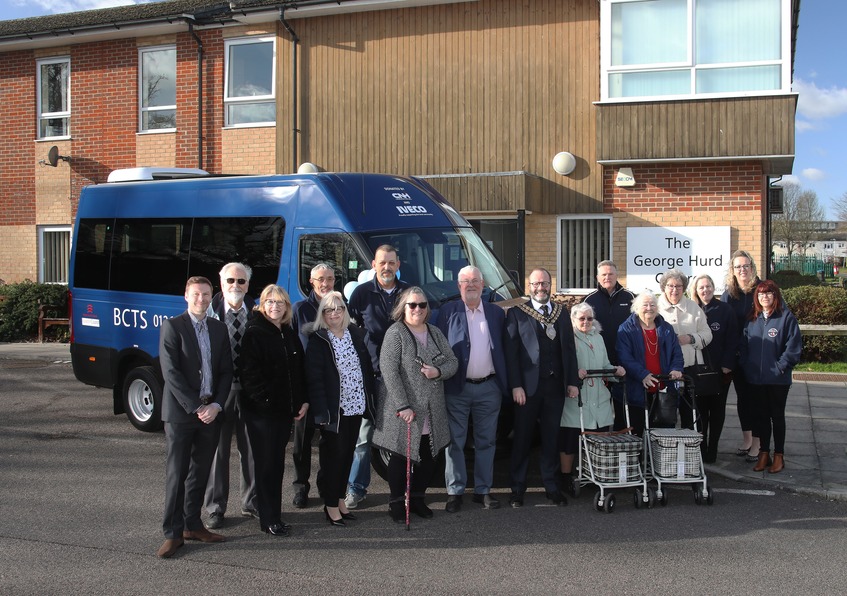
left=6, top=1, right=846, bottom=218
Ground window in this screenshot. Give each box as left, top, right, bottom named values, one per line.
left=139, top=46, right=176, bottom=131
left=224, top=37, right=276, bottom=126
left=298, top=233, right=371, bottom=297
left=37, top=57, right=70, bottom=138
left=469, top=218, right=520, bottom=279
left=558, top=216, right=612, bottom=291
left=39, top=226, right=71, bottom=284
left=601, top=0, right=788, bottom=100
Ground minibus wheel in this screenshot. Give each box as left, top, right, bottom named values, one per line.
left=123, top=366, right=163, bottom=432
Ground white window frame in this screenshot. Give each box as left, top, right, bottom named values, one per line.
left=556, top=215, right=613, bottom=293
left=223, top=36, right=276, bottom=128
left=36, top=57, right=71, bottom=139
left=138, top=45, right=177, bottom=133
left=599, top=0, right=792, bottom=102
left=38, top=225, right=72, bottom=284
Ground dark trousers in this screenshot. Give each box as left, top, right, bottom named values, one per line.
left=696, top=378, right=731, bottom=458
left=388, top=434, right=435, bottom=502
left=733, top=368, right=757, bottom=433
left=162, top=419, right=220, bottom=539
left=292, top=416, right=317, bottom=495
left=317, top=415, right=362, bottom=507
left=510, top=376, right=566, bottom=494
left=205, top=388, right=256, bottom=515
left=752, top=384, right=790, bottom=453
left=242, top=410, right=292, bottom=529
left=614, top=397, right=646, bottom=437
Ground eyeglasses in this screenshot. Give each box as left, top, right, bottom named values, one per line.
left=458, top=278, right=483, bottom=285
left=312, top=276, right=335, bottom=284
left=225, top=277, right=247, bottom=285
left=666, top=285, right=684, bottom=290
left=757, top=291, right=774, bottom=297
left=529, top=281, right=551, bottom=288
left=733, top=264, right=752, bottom=271
left=406, top=302, right=428, bottom=310
left=577, top=316, right=594, bottom=321
left=264, top=299, right=285, bottom=307
left=323, top=305, right=346, bottom=314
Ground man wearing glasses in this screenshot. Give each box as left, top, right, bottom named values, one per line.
left=203, top=263, right=258, bottom=530
left=504, top=268, right=580, bottom=507
left=290, top=263, right=337, bottom=508
left=345, top=245, right=410, bottom=508
left=435, top=266, right=507, bottom=512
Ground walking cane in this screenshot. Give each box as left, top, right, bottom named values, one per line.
left=405, top=418, right=412, bottom=531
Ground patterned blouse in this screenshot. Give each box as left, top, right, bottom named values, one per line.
left=329, top=328, right=366, bottom=416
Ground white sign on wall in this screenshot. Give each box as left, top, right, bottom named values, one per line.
left=626, top=226, right=730, bottom=294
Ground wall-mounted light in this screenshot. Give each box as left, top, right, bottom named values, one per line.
left=615, top=167, right=635, bottom=187
left=552, top=151, right=576, bottom=176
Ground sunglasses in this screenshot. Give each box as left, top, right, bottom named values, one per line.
left=406, top=301, right=428, bottom=310
left=225, top=278, right=247, bottom=285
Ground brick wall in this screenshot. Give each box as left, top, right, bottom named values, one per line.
left=0, top=50, right=36, bottom=228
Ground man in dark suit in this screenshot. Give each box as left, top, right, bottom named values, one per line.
left=435, top=266, right=507, bottom=512
left=157, top=276, right=233, bottom=559
left=203, top=262, right=258, bottom=529
left=504, top=268, right=580, bottom=508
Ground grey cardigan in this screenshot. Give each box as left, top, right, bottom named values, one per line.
left=372, top=321, right=458, bottom=463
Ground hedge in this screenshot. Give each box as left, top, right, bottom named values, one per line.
left=782, top=285, right=847, bottom=362
left=0, top=282, right=69, bottom=342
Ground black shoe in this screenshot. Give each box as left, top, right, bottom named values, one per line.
left=472, top=493, right=500, bottom=509
left=560, top=475, right=576, bottom=498
left=445, top=494, right=463, bottom=513
left=388, top=501, right=406, bottom=523
left=264, top=522, right=289, bottom=536
left=340, top=510, right=357, bottom=521
left=241, top=507, right=259, bottom=519
left=293, top=490, right=308, bottom=509
left=410, top=497, right=434, bottom=519
left=546, top=490, right=568, bottom=506
left=324, top=506, right=346, bottom=527
left=509, top=492, right=524, bottom=508
left=205, top=512, right=224, bottom=529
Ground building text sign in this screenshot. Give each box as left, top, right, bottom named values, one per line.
left=626, top=226, right=730, bottom=294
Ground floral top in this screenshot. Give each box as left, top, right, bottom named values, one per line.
left=329, top=329, right=366, bottom=416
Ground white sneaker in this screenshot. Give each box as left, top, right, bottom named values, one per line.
left=344, top=491, right=365, bottom=509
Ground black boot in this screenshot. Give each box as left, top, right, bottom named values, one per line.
left=388, top=500, right=405, bottom=523
left=410, top=497, right=433, bottom=519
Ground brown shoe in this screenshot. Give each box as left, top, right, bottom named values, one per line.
left=752, top=451, right=771, bottom=472
left=768, top=453, right=785, bottom=474
left=156, top=538, right=184, bottom=558
left=183, top=527, right=225, bottom=543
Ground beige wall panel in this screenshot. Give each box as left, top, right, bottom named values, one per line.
left=0, top=225, right=37, bottom=283
left=221, top=127, right=276, bottom=174
left=136, top=133, right=176, bottom=168
left=35, top=140, right=72, bottom=225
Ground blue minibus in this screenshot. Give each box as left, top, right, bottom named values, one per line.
left=69, top=170, right=522, bottom=432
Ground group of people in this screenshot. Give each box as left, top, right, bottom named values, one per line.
left=155, top=249, right=802, bottom=559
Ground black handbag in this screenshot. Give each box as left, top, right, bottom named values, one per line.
left=648, top=389, right=678, bottom=429
left=684, top=348, right=721, bottom=398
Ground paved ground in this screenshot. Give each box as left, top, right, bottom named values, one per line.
left=3, top=341, right=846, bottom=501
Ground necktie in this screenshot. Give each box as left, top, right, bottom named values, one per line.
left=227, top=309, right=244, bottom=379
left=540, top=304, right=549, bottom=317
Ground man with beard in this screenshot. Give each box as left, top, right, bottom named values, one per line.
left=203, top=263, right=258, bottom=529
left=290, top=263, right=337, bottom=508
left=345, top=245, right=410, bottom=508
left=504, top=268, right=579, bottom=507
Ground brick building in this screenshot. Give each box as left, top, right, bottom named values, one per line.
left=0, top=0, right=799, bottom=293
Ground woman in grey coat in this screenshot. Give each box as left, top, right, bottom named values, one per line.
left=372, top=286, right=458, bottom=522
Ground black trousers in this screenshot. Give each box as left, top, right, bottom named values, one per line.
left=242, top=410, right=292, bottom=529
left=733, top=368, right=757, bottom=433
left=292, top=416, right=317, bottom=495
left=752, top=383, right=790, bottom=453
left=695, top=378, right=731, bottom=457
left=388, top=434, right=435, bottom=502
left=317, top=415, right=362, bottom=507
left=510, top=376, right=566, bottom=494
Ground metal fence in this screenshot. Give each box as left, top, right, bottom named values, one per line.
left=772, top=256, right=835, bottom=277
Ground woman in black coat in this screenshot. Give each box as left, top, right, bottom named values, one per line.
left=306, top=291, right=375, bottom=526
left=239, top=284, right=308, bottom=537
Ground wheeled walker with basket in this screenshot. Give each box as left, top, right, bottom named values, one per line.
left=573, top=369, right=655, bottom=513
left=644, top=374, right=714, bottom=506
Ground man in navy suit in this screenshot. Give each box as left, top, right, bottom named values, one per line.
left=435, top=266, right=507, bottom=512
left=157, top=276, right=233, bottom=559
left=504, top=268, right=580, bottom=508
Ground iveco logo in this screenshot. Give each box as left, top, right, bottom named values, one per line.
left=396, top=205, right=428, bottom=214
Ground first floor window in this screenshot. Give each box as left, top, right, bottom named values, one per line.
left=139, top=46, right=176, bottom=131
left=558, top=216, right=612, bottom=291
left=224, top=37, right=276, bottom=126
left=37, top=57, right=70, bottom=138
left=39, top=226, right=71, bottom=284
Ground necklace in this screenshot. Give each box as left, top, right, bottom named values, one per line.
left=642, top=327, right=658, bottom=355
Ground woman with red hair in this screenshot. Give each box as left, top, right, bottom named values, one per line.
left=740, top=280, right=802, bottom=474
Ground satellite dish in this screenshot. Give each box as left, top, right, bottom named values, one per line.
left=46, top=146, right=69, bottom=167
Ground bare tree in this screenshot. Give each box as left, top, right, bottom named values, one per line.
left=771, top=182, right=825, bottom=259
left=832, top=191, right=847, bottom=224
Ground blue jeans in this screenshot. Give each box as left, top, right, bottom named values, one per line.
left=444, top=379, right=501, bottom=496
left=347, top=417, right=373, bottom=497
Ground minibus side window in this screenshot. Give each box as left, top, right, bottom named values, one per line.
left=111, top=218, right=191, bottom=295
left=73, top=219, right=113, bottom=290
left=191, top=217, right=285, bottom=293
left=298, top=233, right=370, bottom=297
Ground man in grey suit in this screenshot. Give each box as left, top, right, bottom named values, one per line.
left=157, top=276, right=233, bottom=559
left=435, top=266, right=507, bottom=512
